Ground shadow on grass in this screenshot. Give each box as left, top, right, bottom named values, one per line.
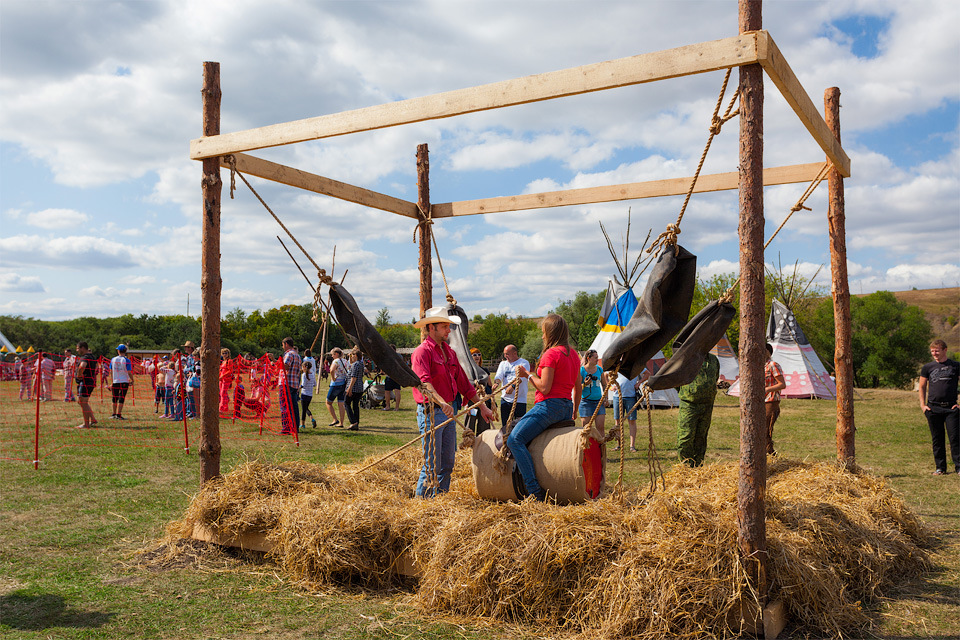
left=0, top=592, right=115, bottom=630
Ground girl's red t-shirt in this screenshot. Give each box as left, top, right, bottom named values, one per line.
left=535, top=345, right=581, bottom=403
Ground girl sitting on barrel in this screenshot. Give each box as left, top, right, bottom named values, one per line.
left=510, top=314, right=583, bottom=501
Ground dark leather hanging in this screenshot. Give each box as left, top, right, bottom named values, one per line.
left=602, top=245, right=697, bottom=379
left=328, top=283, right=421, bottom=388
left=645, top=299, right=736, bottom=390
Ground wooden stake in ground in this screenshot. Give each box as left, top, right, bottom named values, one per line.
left=199, top=61, right=223, bottom=484
left=825, top=87, right=855, bottom=466
left=737, top=0, right=768, bottom=609
left=417, top=143, right=431, bottom=339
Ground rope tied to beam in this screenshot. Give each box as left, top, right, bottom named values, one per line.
left=717, top=162, right=832, bottom=304
left=226, top=154, right=237, bottom=199
left=412, top=202, right=459, bottom=307
left=648, top=69, right=740, bottom=259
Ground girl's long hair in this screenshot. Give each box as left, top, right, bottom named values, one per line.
left=540, top=314, right=573, bottom=358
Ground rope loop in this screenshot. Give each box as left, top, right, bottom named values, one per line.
left=646, top=223, right=681, bottom=256
left=225, top=154, right=237, bottom=199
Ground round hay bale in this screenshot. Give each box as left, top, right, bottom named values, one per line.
left=471, top=422, right=605, bottom=503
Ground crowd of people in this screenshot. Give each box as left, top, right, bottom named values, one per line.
left=7, top=322, right=956, bottom=487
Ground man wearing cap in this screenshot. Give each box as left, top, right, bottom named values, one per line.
left=411, top=307, right=495, bottom=497
left=183, top=341, right=197, bottom=371
left=110, top=344, right=133, bottom=420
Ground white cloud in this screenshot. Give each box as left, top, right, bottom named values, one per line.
left=119, top=275, right=156, bottom=285
left=0, top=234, right=142, bottom=270
left=78, top=286, right=142, bottom=298
left=25, top=208, right=89, bottom=229
left=0, top=273, right=45, bottom=293
left=851, top=264, right=960, bottom=292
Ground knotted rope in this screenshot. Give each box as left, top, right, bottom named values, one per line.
left=636, top=385, right=665, bottom=496
left=648, top=69, right=740, bottom=259
left=577, top=363, right=622, bottom=451
left=718, top=161, right=832, bottom=304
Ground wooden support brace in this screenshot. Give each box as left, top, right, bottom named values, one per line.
left=432, top=163, right=825, bottom=217
left=191, top=34, right=762, bottom=159
left=756, top=32, right=850, bottom=176
left=221, top=153, right=419, bottom=219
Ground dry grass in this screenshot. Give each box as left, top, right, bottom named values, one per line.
left=154, top=447, right=935, bottom=639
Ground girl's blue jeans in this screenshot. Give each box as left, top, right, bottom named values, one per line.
left=506, top=398, right=573, bottom=495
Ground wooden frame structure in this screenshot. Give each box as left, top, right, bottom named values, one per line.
left=195, top=7, right=853, bottom=630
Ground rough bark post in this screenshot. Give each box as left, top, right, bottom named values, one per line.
left=199, top=61, right=222, bottom=484
left=737, top=0, right=767, bottom=613
left=417, top=143, right=432, bottom=336
left=825, top=87, right=855, bottom=466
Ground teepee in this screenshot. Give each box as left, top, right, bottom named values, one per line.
left=729, top=299, right=835, bottom=399
left=588, top=214, right=679, bottom=407
left=710, top=333, right=739, bottom=385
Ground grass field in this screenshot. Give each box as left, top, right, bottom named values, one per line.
left=1, top=382, right=958, bottom=639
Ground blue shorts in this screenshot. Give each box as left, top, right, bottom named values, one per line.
left=326, top=382, right=346, bottom=402
left=613, top=397, right=638, bottom=421
left=578, top=398, right=606, bottom=418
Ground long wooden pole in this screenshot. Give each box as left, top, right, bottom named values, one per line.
left=825, top=87, right=855, bottom=466
left=736, top=0, right=767, bottom=610
left=199, top=62, right=222, bottom=484
left=417, top=143, right=432, bottom=335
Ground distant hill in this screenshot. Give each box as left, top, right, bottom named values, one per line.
left=859, top=287, right=959, bottom=352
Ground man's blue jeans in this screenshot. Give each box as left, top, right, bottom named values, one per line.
left=506, top=398, right=573, bottom=495
left=280, top=384, right=299, bottom=433
left=415, top=403, right=457, bottom=497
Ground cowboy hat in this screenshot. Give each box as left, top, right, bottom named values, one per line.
left=413, top=306, right=462, bottom=329
left=183, top=341, right=196, bottom=349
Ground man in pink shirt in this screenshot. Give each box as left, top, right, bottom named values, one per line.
left=411, top=307, right=494, bottom=497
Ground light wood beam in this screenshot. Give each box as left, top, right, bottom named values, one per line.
left=431, top=163, right=825, bottom=218
left=220, top=153, right=419, bottom=219
left=757, top=32, right=851, bottom=177
left=191, top=34, right=762, bottom=159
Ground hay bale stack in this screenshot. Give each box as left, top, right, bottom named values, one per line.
left=170, top=451, right=933, bottom=638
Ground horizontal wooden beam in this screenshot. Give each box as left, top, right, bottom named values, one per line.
left=191, top=33, right=762, bottom=159
left=221, top=153, right=419, bottom=219
left=757, top=32, right=851, bottom=177
left=431, top=163, right=826, bottom=218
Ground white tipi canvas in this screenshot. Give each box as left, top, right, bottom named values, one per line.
left=728, top=300, right=836, bottom=399
left=709, top=333, right=739, bottom=384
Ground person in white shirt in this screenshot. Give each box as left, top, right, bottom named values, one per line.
left=324, top=347, right=349, bottom=428
left=300, top=360, right=317, bottom=430
left=494, top=344, right=530, bottom=427
left=110, top=344, right=133, bottom=420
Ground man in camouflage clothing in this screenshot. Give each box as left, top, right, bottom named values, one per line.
left=676, top=352, right=720, bottom=467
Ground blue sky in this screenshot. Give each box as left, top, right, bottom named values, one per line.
left=1, top=0, right=958, bottom=323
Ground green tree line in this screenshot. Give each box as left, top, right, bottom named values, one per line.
left=1, top=281, right=933, bottom=388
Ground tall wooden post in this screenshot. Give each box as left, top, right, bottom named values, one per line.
left=199, top=61, right=222, bottom=484
left=417, top=143, right=432, bottom=331
left=736, top=0, right=767, bottom=608
left=825, top=87, right=855, bottom=465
